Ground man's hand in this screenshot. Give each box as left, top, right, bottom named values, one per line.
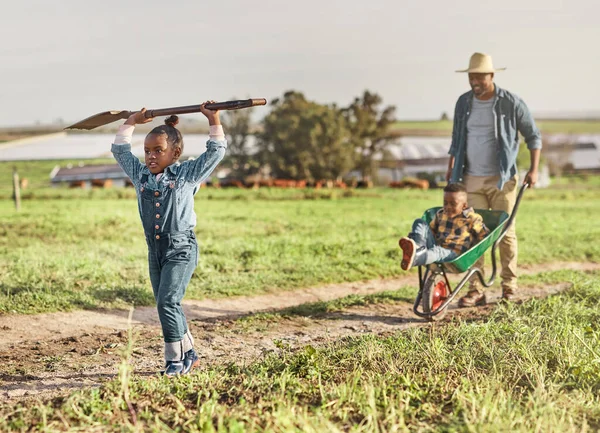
left=525, top=148, right=541, bottom=187
left=445, top=168, right=452, bottom=182
left=125, top=108, right=154, bottom=126
left=523, top=169, right=538, bottom=187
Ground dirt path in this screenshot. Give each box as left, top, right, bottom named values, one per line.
left=0, top=261, right=597, bottom=402
left=2, top=261, right=596, bottom=346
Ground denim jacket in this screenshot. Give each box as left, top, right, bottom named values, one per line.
left=112, top=140, right=226, bottom=235
left=448, top=86, right=542, bottom=189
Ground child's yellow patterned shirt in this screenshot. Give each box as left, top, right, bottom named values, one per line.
left=429, top=207, right=489, bottom=255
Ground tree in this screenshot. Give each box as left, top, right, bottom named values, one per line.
left=258, top=91, right=353, bottom=181
left=220, top=100, right=256, bottom=178
left=342, top=91, right=396, bottom=181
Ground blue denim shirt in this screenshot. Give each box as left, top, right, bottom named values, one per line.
left=112, top=140, right=227, bottom=235
left=448, top=86, right=542, bottom=189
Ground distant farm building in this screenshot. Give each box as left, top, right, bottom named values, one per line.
left=346, top=136, right=451, bottom=186
left=381, top=136, right=450, bottom=182
left=50, top=164, right=131, bottom=188
left=543, top=134, right=600, bottom=174
left=354, top=135, right=555, bottom=187
left=49, top=157, right=217, bottom=188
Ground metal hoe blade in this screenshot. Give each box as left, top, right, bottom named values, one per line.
left=64, top=111, right=132, bottom=130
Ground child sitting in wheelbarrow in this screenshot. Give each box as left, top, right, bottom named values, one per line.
left=399, top=183, right=489, bottom=270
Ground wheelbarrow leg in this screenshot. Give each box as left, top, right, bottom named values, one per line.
left=412, top=266, right=427, bottom=316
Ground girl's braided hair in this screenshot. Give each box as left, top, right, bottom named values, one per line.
left=149, top=115, right=184, bottom=155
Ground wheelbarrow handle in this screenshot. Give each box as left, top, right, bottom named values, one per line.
left=506, top=182, right=529, bottom=232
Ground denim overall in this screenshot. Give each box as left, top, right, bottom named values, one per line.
left=112, top=140, right=226, bottom=361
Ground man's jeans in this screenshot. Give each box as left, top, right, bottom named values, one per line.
left=409, top=219, right=458, bottom=265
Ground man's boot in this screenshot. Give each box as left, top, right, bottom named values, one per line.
left=458, top=288, right=486, bottom=307
left=501, top=286, right=516, bottom=302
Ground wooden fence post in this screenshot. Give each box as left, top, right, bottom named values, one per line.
left=12, top=167, right=21, bottom=211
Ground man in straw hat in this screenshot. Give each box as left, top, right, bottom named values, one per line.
left=446, top=52, right=542, bottom=307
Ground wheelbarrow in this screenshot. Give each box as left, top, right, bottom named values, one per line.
left=412, top=183, right=529, bottom=321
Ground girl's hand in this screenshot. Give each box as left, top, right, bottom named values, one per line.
left=125, top=108, right=154, bottom=126
left=199, top=100, right=221, bottom=126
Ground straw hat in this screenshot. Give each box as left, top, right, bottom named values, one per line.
left=456, top=52, right=506, bottom=73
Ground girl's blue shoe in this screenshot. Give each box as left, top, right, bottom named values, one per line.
left=183, top=349, right=199, bottom=374
left=163, top=361, right=184, bottom=377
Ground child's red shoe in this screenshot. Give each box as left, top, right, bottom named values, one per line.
left=399, top=237, right=417, bottom=270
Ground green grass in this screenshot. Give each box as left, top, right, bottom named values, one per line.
left=2, top=270, right=599, bottom=432
left=549, top=174, right=600, bottom=187
left=391, top=119, right=600, bottom=134
left=1, top=180, right=600, bottom=315
left=536, top=119, right=600, bottom=134
left=391, top=120, right=454, bottom=134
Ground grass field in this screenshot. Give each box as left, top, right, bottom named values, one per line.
left=392, top=119, right=600, bottom=135
left=1, top=170, right=600, bottom=315
left=1, top=160, right=600, bottom=431
left=1, top=269, right=599, bottom=432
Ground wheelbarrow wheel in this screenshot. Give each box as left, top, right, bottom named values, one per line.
left=422, top=273, right=449, bottom=322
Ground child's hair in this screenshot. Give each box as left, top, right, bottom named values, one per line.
left=149, top=115, right=184, bottom=155
left=443, top=182, right=467, bottom=194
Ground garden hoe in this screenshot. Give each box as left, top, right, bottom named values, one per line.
left=65, top=98, right=267, bottom=130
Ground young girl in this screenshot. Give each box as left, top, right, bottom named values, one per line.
left=111, top=102, right=226, bottom=376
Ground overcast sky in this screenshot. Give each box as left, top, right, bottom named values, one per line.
left=0, top=0, right=597, bottom=127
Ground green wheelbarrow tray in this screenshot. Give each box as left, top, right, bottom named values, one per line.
left=412, top=183, right=528, bottom=320
left=421, top=208, right=509, bottom=273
